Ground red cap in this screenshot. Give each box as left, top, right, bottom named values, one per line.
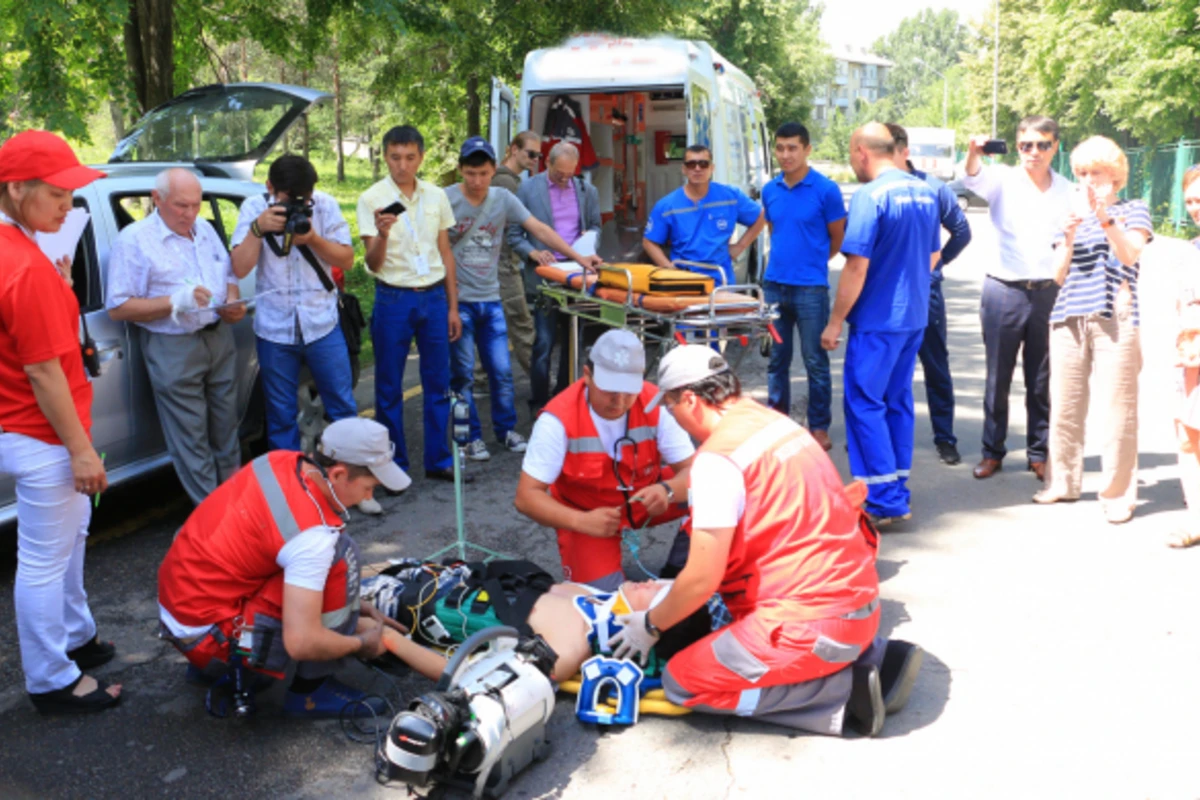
left=0, top=130, right=106, bottom=190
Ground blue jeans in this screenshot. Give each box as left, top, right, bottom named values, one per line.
left=371, top=283, right=452, bottom=473
left=257, top=327, right=358, bottom=452
left=844, top=328, right=924, bottom=518
left=918, top=280, right=956, bottom=446
left=450, top=301, right=518, bottom=442
left=530, top=297, right=570, bottom=410
left=764, top=281, right=832, bottom=431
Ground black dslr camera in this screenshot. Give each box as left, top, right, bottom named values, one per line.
left=276, top=197, right=313, bottom=236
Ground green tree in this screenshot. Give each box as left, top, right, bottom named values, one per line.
left=812, top=109, right=853, bottom=164
left=872, top=9, right=969, bottom=123
left=671, top=0, right=831, bottom=130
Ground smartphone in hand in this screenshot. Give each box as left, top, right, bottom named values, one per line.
left=380, top=201, right=406, bottom=216
left=981, top=140, right=1008, bottom=156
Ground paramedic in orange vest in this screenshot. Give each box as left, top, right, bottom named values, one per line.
left=609, top=345, right=924, bottom=737
left=157, top=418, right=410, bottom=717
left=514, top=329, right=695, bottom=590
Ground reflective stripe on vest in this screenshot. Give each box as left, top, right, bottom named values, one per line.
left=251, top=455, right=304, bottom=542
left=566, top=437, right=606, bottom=454
left=627, top=425, right=656, bottom=444
left=321, top=606, right=352, bottom=629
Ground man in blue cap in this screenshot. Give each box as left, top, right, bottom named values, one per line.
left=446, top=137, right=601, bottom=462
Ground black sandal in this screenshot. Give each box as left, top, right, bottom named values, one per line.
left=67, top=636, right=116, bottom=670
left=29, top=674, right=122, bottom=715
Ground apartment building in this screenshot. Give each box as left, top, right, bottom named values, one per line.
left=812, top=44, right=894, bottom=128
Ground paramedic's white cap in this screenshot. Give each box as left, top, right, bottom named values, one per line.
left=317, top=418, right=412, bottom=492
left=646, top=345, right=731, bottom=412
left=589, top=329, right=645, bottom=394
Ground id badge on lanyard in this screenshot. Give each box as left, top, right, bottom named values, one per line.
left=401, top=195, right=430, bottom=277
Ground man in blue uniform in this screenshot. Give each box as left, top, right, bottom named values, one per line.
left=886, top=123, right=972, bottom=466
left=821, top=123, right=942, bottom=526
left=642, top=144, right=766, bottom=288
left=761, top=122, right=847, bottom=450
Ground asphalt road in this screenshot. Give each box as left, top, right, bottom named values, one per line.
left=1, top=210, right=1197, bottom=799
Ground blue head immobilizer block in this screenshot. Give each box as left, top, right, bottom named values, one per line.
left=574, top=656, right=644, bottom=726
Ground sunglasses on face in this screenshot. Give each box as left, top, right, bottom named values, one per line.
left=524, top=149, right=540, bottom=160
left=1017, top=141, right=1055, bottom=154
left=684, top=160, right=711, bottom=170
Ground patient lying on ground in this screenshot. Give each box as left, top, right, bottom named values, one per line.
left=360, top=561, right=713, bottom=683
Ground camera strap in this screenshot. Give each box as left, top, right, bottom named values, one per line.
left=297, top=245, right=337, bottom=294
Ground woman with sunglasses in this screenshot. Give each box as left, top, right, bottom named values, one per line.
left=961, top=116, right=1073, bottom=483
left=0, top=131, right=121, bottom=714
left=1034, top=136, right=1151, bottom=524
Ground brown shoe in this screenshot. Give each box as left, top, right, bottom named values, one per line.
left=1028, top=461, right=1046, bottom=482
left=973, top=458, right=1002, bottom=479
left=812, top=429, right=833, bottom=451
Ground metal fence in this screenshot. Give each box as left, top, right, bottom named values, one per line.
left=1053, top=139, right=1200, bottom=230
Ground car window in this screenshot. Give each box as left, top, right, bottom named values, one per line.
left=203, top=197, right=245, bottom=249
left=70, top=197, right=103, bottom=312
left=111, top=193, right=245, bottom=251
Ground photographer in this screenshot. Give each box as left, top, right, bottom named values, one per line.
left=231, top=157, right=373, bottom=505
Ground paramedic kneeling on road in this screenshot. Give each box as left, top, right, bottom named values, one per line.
left=514, top=329, right=694, bottom=590
left=157, top=418, right=411, bottom=716
left=610, top=345, right=922, bottom=737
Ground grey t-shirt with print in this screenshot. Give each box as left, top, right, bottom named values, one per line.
left=446, top=185, right=532, bottom=302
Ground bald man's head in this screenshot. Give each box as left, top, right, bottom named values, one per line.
left=849, top=122, right=898, bottom=183
left=153, top=167, right=203, bottom=236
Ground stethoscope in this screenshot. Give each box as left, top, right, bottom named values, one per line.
left=612, top=416, right=639, bottom=525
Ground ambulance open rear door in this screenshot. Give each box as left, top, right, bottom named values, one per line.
left=489, top=78, right=517, bottom=157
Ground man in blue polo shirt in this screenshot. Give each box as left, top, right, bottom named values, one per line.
left=886, top=123, right=972, bottom=467
left=761, top=122, right=847, bottom=451
left=642, top=144, right=766, bottom=287
left=821, top=123, right=942, bottom=525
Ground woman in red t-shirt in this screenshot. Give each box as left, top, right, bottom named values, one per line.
left=0, top=131, right=121, bottom=714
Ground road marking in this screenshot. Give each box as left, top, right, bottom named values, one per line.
left=89, top=496, right=190, bottom=547
left=358, top=384, right=422, bottom=419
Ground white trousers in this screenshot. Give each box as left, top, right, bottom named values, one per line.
left=0, top=432, right=96, bottom=693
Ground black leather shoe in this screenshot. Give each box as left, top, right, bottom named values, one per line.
left=935, top=441, right=961, bottom=465
left=426, top=468, right=474, bottom=484
left=67, top=636, right=116, bottom=671
left=880, top=640, right=924, bottom=714
left=844, top=663, right=885, bottom=737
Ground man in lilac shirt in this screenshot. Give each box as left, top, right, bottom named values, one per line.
left=509, top=142, right=602, bottom=410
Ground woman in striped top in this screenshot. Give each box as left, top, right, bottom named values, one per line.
left=1168, top=167, right=1200, bottom=547
left=1034, top=136, right=1152, bottom=524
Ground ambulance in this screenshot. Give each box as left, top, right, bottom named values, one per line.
left=488, top=35, right=772, bottom=282
left=905, top=127, right=957, bottom=182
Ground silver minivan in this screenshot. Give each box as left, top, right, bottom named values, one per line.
left=0, top=83, right=334, bottom=527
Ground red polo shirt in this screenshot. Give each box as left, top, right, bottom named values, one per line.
left=0, top=224, right=92, bottom=445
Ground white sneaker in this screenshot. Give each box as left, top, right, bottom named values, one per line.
left=357, top=496, right=383, bottom=515
left=465, top=439, right=492, bottom=461
left=504, top=431, right=528, bottom=453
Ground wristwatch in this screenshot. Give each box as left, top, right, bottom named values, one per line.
left=644, top=611, right=662, bottom=638
left=1101, top=217, right=1117, bottom=228
left=657, top=480, right=675, bottom=503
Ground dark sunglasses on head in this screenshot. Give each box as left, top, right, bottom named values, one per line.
left=684, top=159, right=711, bottom=170
left=524, top=149, right=540, bottom=160
left=1017, top=140, right=1055, bottom=154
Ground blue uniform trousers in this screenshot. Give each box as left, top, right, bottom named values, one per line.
left=917, top=280, right=956, bottom=446
left=371, top=282, right=453, bottom=473
left=844, top=328, right=924, bottom=517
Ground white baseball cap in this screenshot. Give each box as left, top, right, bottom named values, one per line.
left=317, top=418, right=412, bottom=492
left=588, top=329, right=646, bottom=394
left=646, top=345, right=731, bottom=412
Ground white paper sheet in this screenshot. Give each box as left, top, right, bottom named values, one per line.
left=571, top=230, right=598, bottom=258
left=180, top=288, right=282, bottom=314
left=554, top=262, right=585, bottom=275
left=36, top=208, right=90, bottom=265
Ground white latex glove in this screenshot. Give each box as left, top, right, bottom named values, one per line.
left=608, top=611, right=660, bottom=666
left=169, top=284, right=200, bottom=322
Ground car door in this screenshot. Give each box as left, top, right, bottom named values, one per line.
left=109, top=83, right=333, bottom=180
left=489, top=78, right=517, bottom=158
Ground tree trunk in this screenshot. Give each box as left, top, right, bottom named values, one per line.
left=109, top=100, right=127, bottom=141
left=124, top=0, right=175, bottom=113
left=333, top=49, right=345, bottom=183
left=240, top=40, right=248, bottom=82
left=280, top=65, right=289, bottom=153
left=466, top=74, right=481, bottom=138
left=300, top=68, right=310, bottom=160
